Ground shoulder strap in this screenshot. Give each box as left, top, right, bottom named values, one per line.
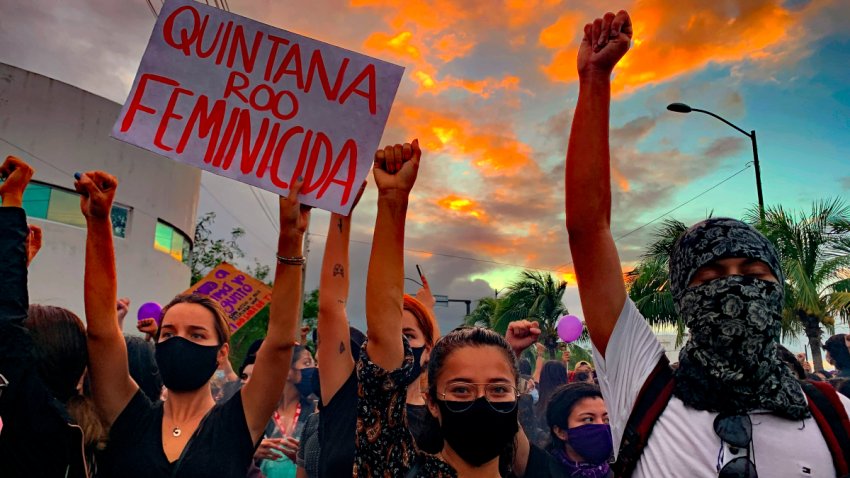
left=612, top=355, right=675, bottom=478
left=800, top=380, right=850, bottom=477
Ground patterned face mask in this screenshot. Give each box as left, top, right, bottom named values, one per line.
left=673, top=275, right=808, bottom=419
left=669, top=218, right=808, bottom=420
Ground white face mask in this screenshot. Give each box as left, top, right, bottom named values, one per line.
left=530, top=388, right=539, bottom=404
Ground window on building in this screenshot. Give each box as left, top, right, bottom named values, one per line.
left=154, top=220, right=192, bottom=263
left=21, top=181, right=130, bottom=238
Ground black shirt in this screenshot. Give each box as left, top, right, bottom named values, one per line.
left=317, top=369, right=444, bottom=476
left=98, top=389, right=256, bottom=478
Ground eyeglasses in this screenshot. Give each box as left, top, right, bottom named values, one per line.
left=714, top=414, right=757, bottom=478
left=437, top=381, right=520, bottom=413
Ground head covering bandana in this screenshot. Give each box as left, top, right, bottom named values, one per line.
left=669, top=218, right=809, bottom=420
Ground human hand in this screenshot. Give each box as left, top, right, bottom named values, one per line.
left=505, top=320, right=542, bottom=356
left=534, top=342, right=546, bottom=357
left=373, top=139, right=421, bottom=197
left=279, top=436, right=300, bottom=461
left=577, top=10, right=632, bottom=78
left=137, top=318, right=158, bottom=338
left=0, top=156, right=35, bottom=208
left=74, top=171, right=118, bottom=220
left=117, top=297, right=131, bottom=322
left=414, top=270, right=436, bottom=310
left=25, top=224, right=42, bottom=266
left=300, top=325, right=311, bottom=344
left=254, top=438, right=288, bottom=461
left=279, top=178, right=312, bottom=236
left=561, top=347, right=571, bottom=364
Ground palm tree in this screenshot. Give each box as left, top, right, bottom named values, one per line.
left=746, top=198, right=850, bottom=372
left=626, top=218, right=688, bottom=344
left=491, top=270, right=568, bottom=359
left=464, top=297, right=501, bottom=328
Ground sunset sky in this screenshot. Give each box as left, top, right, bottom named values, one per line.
left=1, top=0, right=848, bottom=347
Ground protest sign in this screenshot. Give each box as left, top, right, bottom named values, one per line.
left=185, top=262, right=272, bottom=332
left=112, top=0, right=404, bottom=214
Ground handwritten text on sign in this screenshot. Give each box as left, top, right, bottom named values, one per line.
left=185, top=262, right=272, bottom=332
left=112, top=0, right=404, bottom=214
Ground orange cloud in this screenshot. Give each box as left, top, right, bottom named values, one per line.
left=437, top=195, right=489, bottom=222
left=541, top=0, right=799, bottom=92
left=539, top=12, right=583, bottom=48
left=432, top=33, right=476, bottom=62
left=398, top=105, right=533, bottom=176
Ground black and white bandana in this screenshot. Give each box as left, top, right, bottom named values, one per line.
left=669, top=218, right=809, bottom=420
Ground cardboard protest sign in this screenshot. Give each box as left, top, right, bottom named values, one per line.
left=185, top=262, right=272, bottom=332
left=112, top=0, right=404, bottom=214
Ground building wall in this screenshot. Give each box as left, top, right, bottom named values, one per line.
left=0, top=63, right=201, bottom=334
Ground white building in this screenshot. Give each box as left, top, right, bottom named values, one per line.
left=0, top=63, right=201, bottom=334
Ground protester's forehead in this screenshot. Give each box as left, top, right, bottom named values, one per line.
left=438, top=345, right=514, bottom=383
left=161, top=302, right=216, bottom=328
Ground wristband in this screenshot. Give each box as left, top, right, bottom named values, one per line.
left=277, top=254, right=306, bottom=266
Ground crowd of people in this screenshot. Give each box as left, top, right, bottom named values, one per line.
left=1, top=9, right=850, bottom=478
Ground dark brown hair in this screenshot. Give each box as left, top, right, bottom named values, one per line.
left=156, top=294, right=231, bottom=344
left=545, top=383, right=603, bottom=452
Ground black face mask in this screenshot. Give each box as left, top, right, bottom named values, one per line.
left=411, top=346, right=426, bottom=378
left=437, top=397, right=518, bottom=467
left=310, top=368, right=322, bottom=402
left=155, top=336, right=221, bottom=392
left=296, top=367, right=317, bottom=399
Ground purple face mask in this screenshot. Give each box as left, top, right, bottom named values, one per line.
left=567, top=423, right=613, bottom=464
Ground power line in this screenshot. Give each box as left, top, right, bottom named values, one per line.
left=144, top=0, right=158, bottom=18
left=249, top=186, right=279, bottom=233
left=200, top=183, right=278, bottom=252
left=550, top=163, right=754, bottom=272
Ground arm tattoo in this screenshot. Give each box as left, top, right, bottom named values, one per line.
left=339, top=341, right=346, bottom=354
left=333, top=264, right=345, bottom=277
left=338, top=218, right=343, bottom=234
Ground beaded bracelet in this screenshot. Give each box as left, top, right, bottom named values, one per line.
left=277, top=254, right=306, bottom=265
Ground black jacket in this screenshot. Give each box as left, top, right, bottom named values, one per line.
left=0, top=207, right=89, bottom=478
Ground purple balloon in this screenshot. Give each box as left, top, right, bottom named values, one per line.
left=557, top=315, right=583, bottom=343
left=137, top=302, right=163, bottom=325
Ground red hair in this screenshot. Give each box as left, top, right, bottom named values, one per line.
left=403, top=295, right=440, bottom=348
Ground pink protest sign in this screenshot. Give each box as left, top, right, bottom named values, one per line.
left=112, top=0, right=404, bottom=214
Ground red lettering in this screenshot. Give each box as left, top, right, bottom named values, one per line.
left=196, top=16, right=224, bottom=58
left=269, top=126, right=305, bottom=188
left=317, top=139, right=358, bottom=206
left=214, top=21, right=234, bottom=65
left=154, top=87, right=193, bottom=151
left=223, top=70, right=250, bottom=103
left=300, top=132, right=333, bottom=194
left=264, top=35, right=290, bottom=82
left=273, top=43, right=304, bottom=89
left=339, top=64, right=377, bottom=115
left=304, top=50, right=349, bottom=101
left=176, top=95, right=227, bottom=167
left=255, top=123, right=281, bottom=179
left=221, top=112, right=271, bottom=173
left=228, top=25, right=263, bottom=74
left=288, top=130, right=314, bottom=187
left=162, top=5, right=200, bottom=56
left=121, top=74, right=180, bottom=133
left=209, top=107, right=242, bottom=167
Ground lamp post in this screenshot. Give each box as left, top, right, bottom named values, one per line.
left=666, top=102, right=765, bottom=224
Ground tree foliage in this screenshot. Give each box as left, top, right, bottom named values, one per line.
left=190, top=212, right=246, bottom=284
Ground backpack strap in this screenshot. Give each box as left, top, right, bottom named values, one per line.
left=612, top=355, right=675, bottom=478
left=800, top=380, right=850, bottom=477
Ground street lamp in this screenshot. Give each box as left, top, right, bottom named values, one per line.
left=666, top=102, right=765, bottom=223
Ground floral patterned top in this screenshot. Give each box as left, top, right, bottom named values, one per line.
left=353, top=339, right=456, bottom=478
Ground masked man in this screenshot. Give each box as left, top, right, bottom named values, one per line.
left=564, top=10, right=850, bottom=478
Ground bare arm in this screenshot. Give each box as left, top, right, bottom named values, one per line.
left=365, top=141, right=421, bottom=371
left=533, top=343, right=545, bottom=384
left=77, top=171, right=138, bottom=425
left=565, top=11, right=632, bottom=357
left=317, top=183, right=365, bottom=403
left=241, top=181, right=310, bottom=442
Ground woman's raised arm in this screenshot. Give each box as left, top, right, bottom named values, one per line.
left=241, top=180, right=310, bottom=442
left=77, top=171, right=138, bottom=425
left=317, top=183, right=366, bottom=403
left=365, top=140, right=421, bottom=371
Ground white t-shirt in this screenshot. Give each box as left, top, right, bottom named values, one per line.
left=592, top=299, right=850, bottom=478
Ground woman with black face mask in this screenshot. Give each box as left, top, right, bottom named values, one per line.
left=77, top=171, right=310, bottom=478
left=251, top=345, right=317, bottom=478
left=545, top=384, right=613, bottom=477
left=351, top=141, right=566, bottom=478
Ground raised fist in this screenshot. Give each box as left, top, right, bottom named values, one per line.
left=373, top=139, right=421, bottom=196
left=577, top=10, right=632, bottom=77
left=0, top=156, right=35, bottom=207
left=505, top=320, right=542, bottom=355
left=74, top=171, right=118, bottom=220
